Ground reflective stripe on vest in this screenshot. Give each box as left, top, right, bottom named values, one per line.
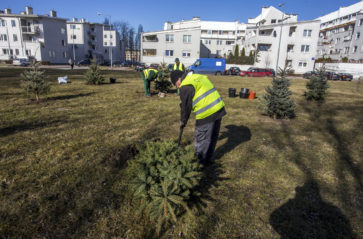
left=173, top=63, right=183, bottom=71
left=143, top=69, right=158, bottom=80
left=180, top=74, right=224, bottom=120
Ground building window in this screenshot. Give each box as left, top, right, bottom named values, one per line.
left=303, top=29, right=312, bottom=37
left=226, top=40, right=235, bottom=45
left=143, top=49, right=156, bottom=56
left=61, top=28, right=66, bottom=34
left=273, top=31, right=277, bottom=37
left=9, top=49, right=13, bottom=55
left=217, top=40, right=223, bottom=45
left=70, top=24, right=76, bottom=29
left=301, top=45, right=310, bottom=53
left=359, top=19, right=363, bottom=26
left=218, top=30, right=222, bottom=35
left=344, top=47, right=350, bottom=54
left=104, top=34, right=107, bottom=38
left=15, top=49, right=19, bottom=55
left=271, top=19, right=276, bottom=24
left=105, top=42, right=107, bottom=46
left=105, top=49, right=108, bottom=53
left=2, top=49, right=7, bottom=55
left=13, top=34, right=18, bottom=42
left=207, top=30, right=212, bottom=35
left=63, top=52, right=67, bottom=58
left=259, top=44, right=271, bottom=51
left=353, top=46, right=358, bottom=53
left=71, top=35, right=76, bottom=39
left=11, top=20, right=16, bottom=27
left=0, top=34, right=7, bottom=41
left=26, top=49, right=31, bottom=56
left=110, top=42, right=113, bottom=46
left=298, top=61, right=307, bottom=67
left=165, top=34, right=174, bottom=42
left=165, top=50, right=174, bottom=56
left=110, top=34, right=113, bottom=39
left=216, top=50, right=221, bottom=56
left=182, top=51, right=191, bottom=57
left=204, top=39, right=211, bottom=44
left=1, top=20, right=6, bottom=27
left=183, top=35, right=191, bottom=43
left=61, top=40, right=66, bottom=46
left=228, top=31, right=234, bottom=35
left=356, top=32, right=360, bottom=40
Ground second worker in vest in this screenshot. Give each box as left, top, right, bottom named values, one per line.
left=173, top=58, right=185, bottom=72
left=171, top=71, right=226, bottom=165
left=141, top=68, right=159, bottom=97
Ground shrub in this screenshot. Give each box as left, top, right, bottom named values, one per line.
left=21, top=63, right=50, bottom=101
left=127, top=140, right=202, bottom=235
left=305, top=68, right=329, bottom=102
left=155, top=62, right=172, bottom=93
left=85, top=64, right=104, bottom=85
left=261, top=67, right=295, bottom=119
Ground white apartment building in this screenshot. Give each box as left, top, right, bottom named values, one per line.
left=244, top=6, right=320, bottom=73
left=141, top=17, right=247, bottom=66
left=316, top=1, right=363, bottom=62
left=0, top=7, right=69, bottom=64
left=67, top=19, right=122, bottom=64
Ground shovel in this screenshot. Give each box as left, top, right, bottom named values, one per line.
left=177, top=126, right=184, bottom=146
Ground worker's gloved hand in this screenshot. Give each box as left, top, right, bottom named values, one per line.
left=180, top=121, right=186, bottom=128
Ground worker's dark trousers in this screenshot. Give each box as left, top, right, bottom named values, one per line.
left=194, top=118, right=222, bottom=164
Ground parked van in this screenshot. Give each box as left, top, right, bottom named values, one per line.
left=188, top=58, right=226, bottom=75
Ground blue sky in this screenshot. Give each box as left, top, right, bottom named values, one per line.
left=1, top=0, right=359, bottom=31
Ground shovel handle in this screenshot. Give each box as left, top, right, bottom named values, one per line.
left=177, top=126, right=184, bottom=146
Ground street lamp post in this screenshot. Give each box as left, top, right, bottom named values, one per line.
left=97, top=12, right=113, bottom=68
left=275, top=3, right=290, bottom=73
left=254, top=19, right=266, bottom=66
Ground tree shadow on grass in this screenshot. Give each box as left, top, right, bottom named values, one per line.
left=270, top=179, right=356, bottom=239
left=0, top=119, right=66, bottom=137
left=47, top=92, right=94, bottom=101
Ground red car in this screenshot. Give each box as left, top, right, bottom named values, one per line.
left=239, top=67, right=273, bottom=77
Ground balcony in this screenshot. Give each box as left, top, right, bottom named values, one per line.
left=22, top=26, right=40, bottom=35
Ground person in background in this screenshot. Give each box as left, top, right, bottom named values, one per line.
left=141, top=68, right=159, bottom=97
left=172, top=58, right=185, bottom=95
left=68, top=58, right=74, bottom=70
left=171, top=71, right=226, bottom=165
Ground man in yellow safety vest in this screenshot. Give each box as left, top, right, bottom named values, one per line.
left=141, top=68, right=159, bottom=97
left=173, top=58, right=185, bottom=72
left=171, top=71, right=226, bottom=165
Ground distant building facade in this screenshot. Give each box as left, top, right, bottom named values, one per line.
left=141, top=17, right=246, bottom=66
left=0, top=7, right=68, bottom=64
left=244, top=6, right=320, bottom=73
left=125, top=49, right=140, bottom=61
left=317, top=1, right=363, bottom=62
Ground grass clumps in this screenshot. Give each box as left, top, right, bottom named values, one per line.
left=127, top=140, right=202, bottom=235
left=85, top=64, right=105, bottom=85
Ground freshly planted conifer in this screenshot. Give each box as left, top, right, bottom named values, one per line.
left=305, top=68, right=329, bottom=102
left=21, top=62, right=50, bottom=101
left=85, top=64, right=104, bottom=85
left=261, top=67, right=295, bottom=119
left=155, top=62, right=172, bottom=93
left=127, top=140, right=202, bottom=235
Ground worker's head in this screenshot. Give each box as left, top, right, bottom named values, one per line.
left=171, top=71, right=184, bottom=88
left=175, top=58, right=180, bottom=63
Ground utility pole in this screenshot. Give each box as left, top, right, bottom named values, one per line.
left=275, top=3, right=288, bottom=73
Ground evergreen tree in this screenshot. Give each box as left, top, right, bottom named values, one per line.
left=249, top=51, right=253, bottom=57
left=155, top=63, right=172, bottom=94
left=234, top=44, right=239, bottom=57
left=305, top=68, right=329, bottom=102
left=127, top=140, right=202, bottom=235
left=241, top=47, right=246, bottom=57
left=261, top=68, right=295, bottom=119
left=21, top=62, right=50, bottom=101
left=85, top=64, right=104, bottom=85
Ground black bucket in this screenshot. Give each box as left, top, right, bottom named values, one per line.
left=229, top=88, right=236, bottom=97
left=110, top=78, right=116, bottom=84
left=241, top=88, right=249, bottom=94
left=239, top=92, right=249, bottom=99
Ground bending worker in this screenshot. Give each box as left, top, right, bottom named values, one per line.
left=141, top=68, right=159, bottom=97
left=171, top=71, right=226, bottom=165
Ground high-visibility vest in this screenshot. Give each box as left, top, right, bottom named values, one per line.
left=143, top=69, right=158, bottom=80
left=180, top=74, right=224, bottom=120
left=173, top=63, right=184, bottom=71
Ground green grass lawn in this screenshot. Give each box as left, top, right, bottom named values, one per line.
left=0, top=67, right=362, bottom=238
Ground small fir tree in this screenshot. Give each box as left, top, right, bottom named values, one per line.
left=241, top=47, right=246, bottom=57
left=127, top=140, right=202, bottom=235
left=234, top=45, right=239, bottom=57
left=85, top=64, right=104, bottom=85
left=21, top=62, right=50, bottom=101
left=155, top=62, right=172, bottom=93
left=261, top=67, right=295, bottom=119
left=305, top=68, right=329, bottom=102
